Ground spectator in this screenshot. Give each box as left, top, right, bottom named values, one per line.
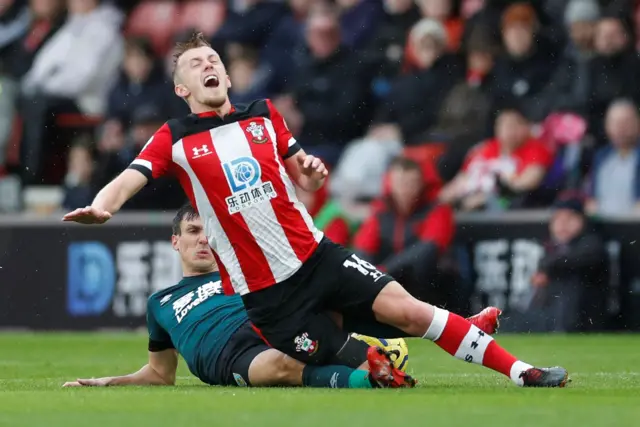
left=213, top=0, right=287, bottom=50
left=106, top=36, right=178, bottom=128
left=228, top=45, right=273, bottom=104
left=264, top=0, right=317, bottom=89
left=376, top=18, right=464, bottom=145
left=62, top=137, right=95, bottom=210
left=431, top=25, right=499, bottom=181
left=587, top=100, right=640, bottom=216
left=3, top=0, right=66, bottom=78
left=353, top=157, right=455, bottom=301
left=92, top=105, right=186, bottom=211
left=363, top=0, right=420, bottom=98
left=587, top=16, right=640, bottom=144
left=295, top=182, right=351, bottom=247
left=19, top=0, right=124, bottom=184
left=329, top=124, right=403, bottom=204
left=0, top=0, right=30, bottom=60
left=439, top=107, right=553, bottom=211
left=415, top=0, right=463, bottom=51
left=517, top=194, right=608, bottom=332
left=491, top=2, right=558, bottom=122
left=0, top=0, right=65, bottom=175
left=283, top=7, right=373, bottom=166
left=538, top=0, right=600, bottom=117
left=336, top=0, right=383, bottom=50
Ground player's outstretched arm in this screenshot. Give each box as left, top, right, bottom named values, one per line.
left=62, top=349, right=178, bottom=387
left=62, top=169, right=148, bottom=224
left=284, top=150, right=328, bottom=192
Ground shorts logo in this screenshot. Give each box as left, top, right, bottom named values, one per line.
left=222, top=157, right=277, bottom=214
left=294, top=332, right=318, bottom=355
left=343, top=254, right=385, bottom=282
left=246, top=121, right=268, bottom=144
left=233, top=373, right=248, bottom=387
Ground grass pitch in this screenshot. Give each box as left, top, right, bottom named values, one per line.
left=0, top=333, right=638, bottom=427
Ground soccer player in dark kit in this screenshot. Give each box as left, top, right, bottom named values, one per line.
left=64, top=32, right=568, bottom=388
left=63, top=205, right=413, bottom=389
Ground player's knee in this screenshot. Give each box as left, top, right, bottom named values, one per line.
left=374, top=281, right=434, bottom=336
left=271, top=355, right=304, bottom=385
left=401, top=298, right=433, bottom=334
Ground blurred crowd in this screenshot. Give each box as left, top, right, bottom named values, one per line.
left=1, top=0, right=634, bottom=331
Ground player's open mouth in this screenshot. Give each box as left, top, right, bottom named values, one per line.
left=203, top=75, right=219, bottom=88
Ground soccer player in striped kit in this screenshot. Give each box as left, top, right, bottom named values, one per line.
left=64, top=32, right=568, bottom=388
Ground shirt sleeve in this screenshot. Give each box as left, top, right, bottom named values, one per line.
left=147, top=301, right=174, bottom=352
left=266, top=99, right=300, bottom=159
left=523, top=141, right=554, bottom=169
left=128, top=123, right=173, bottom=180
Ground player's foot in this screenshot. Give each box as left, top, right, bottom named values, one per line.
left=467, top=307, right=502, bottom=335
left=519, top=367, right=570, bottom=388
left=366, top=346, right=417, bottom=388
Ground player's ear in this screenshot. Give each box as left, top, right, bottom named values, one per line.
left=171, top=234, right=180, bottom=251
left=175, top=83, right=190, bottom=99
left=226, top=74, right=231, bottom=89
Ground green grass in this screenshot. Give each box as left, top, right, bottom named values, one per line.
left=0, top=334, right=639, bottom=427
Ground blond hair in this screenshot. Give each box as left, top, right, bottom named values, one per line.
left=172, top=32, right=211, bottom=81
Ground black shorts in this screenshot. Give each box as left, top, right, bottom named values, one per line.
left=213, top=322, right=270, bottom=387
left=242, top=238, right=395, bottom=366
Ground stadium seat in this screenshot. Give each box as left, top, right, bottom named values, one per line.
left=55, top=113, right=103, bottom=128
left=126, top=1, right=179, bottom=55
left=403, top=143, right=446, bottom=165
left=177, top=0, right=226, bottom=37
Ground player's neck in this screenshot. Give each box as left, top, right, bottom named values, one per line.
left=183, top=268, right=218, bottom=278
left=190, top=99, right=232, bottom=117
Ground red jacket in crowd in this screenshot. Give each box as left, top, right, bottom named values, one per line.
left=353, top=166, right=455, bottom=274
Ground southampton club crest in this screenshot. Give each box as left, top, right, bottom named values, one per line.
left=246, top=121, right=268, bottom=144
left=294, top=332, right=318, bottom=355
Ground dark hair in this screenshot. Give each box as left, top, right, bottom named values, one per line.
left=172, top=31, right=211, bottom=80
left=389, top=156, right=422, bottom=172
left=172, top=203, right=200, bottom=235
left=125, top=36, right=155, bottom=59
left=495, top=103, right=528, bottom=121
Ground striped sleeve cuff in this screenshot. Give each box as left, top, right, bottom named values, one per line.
left=128, top=159, right=153, bottom=180
left=148, top=339, right=175, bottom=352
left=283, top=141, right=301, bottom=159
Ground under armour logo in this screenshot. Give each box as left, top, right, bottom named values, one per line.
left=192, top=145, right=211, bottom=158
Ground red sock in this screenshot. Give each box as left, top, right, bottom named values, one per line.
left=423, top=307, right=532, bottom=385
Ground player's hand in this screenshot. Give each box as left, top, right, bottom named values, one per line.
left=62, top=206, right=112, bottom=224
left=62, top=378, right=110, bottom=387
left=297, top=155, right=328, bottom=179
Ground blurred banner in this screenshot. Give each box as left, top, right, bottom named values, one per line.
left=1, top=213, right=639, bottom=330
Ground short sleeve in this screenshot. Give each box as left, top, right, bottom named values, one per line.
left=266, top=99, right=300, bottom=159
left=462, top=143, right=485, bottom=172
left=522, top=141, right=554, bottom=169
left=129, top=123, right=173, bottom=180
left=147, top=301, right=174, bottom=352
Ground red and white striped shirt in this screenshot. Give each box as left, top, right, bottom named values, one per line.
left=129, top=99, right=323, bottom=295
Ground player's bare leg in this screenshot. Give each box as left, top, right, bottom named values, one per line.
left=371, top=281, right=569, bottom=387
left=247, top=348, right=404, bottom=388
